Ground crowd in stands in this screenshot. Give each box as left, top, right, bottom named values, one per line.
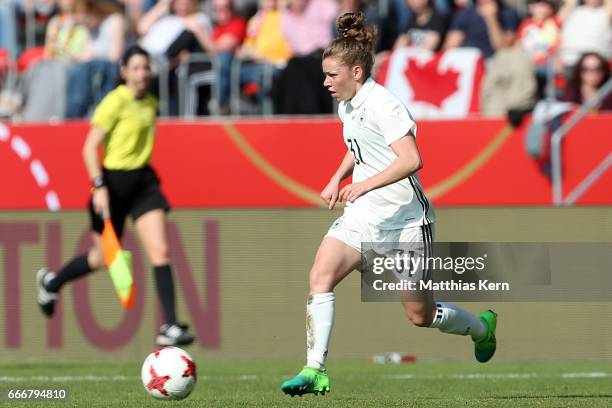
left=0, top=0, right=610, bottom=120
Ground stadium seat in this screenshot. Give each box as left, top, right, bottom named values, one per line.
left=176, top=53, right=221, bottom=117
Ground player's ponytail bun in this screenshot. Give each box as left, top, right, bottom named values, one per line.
left=336, top=12, right=377, bottom=53
left=324, top=12, right=378, bottom=80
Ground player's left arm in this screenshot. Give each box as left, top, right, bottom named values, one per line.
left=338, top=133, right=422, bottom=203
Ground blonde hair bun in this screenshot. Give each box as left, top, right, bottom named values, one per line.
left=336, top=12, right=377, bottom=51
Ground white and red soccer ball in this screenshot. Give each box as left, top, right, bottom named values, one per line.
left=141, top=346, right=197, bottom=400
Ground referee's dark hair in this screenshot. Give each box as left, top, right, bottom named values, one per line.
left=120, top=45, right=150, bottom=67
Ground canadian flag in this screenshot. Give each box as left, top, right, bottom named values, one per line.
left=376, top=47, right=485, bottom=119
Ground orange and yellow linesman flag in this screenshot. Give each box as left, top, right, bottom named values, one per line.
left=101, top=219, right=135, bottom=309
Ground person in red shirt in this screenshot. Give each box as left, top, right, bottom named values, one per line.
left=211, top=0, right=247, bottom=45
left=184, top=0, right=246, bottom=112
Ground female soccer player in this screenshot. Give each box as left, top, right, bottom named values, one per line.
left=36, top=45, right=195, bottom=347
left=280, top=12, right=497, bottom=396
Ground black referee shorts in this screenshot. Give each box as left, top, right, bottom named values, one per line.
left=88, top=166, right=170, bottom=238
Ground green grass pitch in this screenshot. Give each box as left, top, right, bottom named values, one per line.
left=2, top=361, right=612, bottom=407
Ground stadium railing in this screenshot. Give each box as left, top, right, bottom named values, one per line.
left=551, top=77, right=612, bottom=206
left=177, top=53, right=220, bottom=118
left=229, top=58, right=276, bottom=116
left=151, top=56, right=170, bottom=118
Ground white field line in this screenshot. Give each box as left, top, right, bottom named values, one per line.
left=0, top=372, right=611, bottom=383
left=383, top=372, right=612, bottom=380
left=0, top=376, right=133, bottom=382
left=0, top=375, right=217, bottom=382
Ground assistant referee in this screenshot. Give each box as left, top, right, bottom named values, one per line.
left=36, top=45, right=195, bottom=347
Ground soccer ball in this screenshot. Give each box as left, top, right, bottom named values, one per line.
left=141, top=346, right=197, bottom=400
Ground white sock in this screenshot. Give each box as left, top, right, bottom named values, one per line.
left=429, top=302, right=486, bottom=341
left=306, top=292, right=335, bottom=370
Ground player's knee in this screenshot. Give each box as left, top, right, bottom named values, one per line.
left=148, top=242, right=171, bottom=265
left=88, top=248, right=104, bottom=270
left=309, top=266, right=334, bottom=293
left=405, top=309, right=434, bottom=328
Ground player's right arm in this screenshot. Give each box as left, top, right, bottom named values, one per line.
left=83, top=126, right=110, bottom=220
left=321, top=151, right=355, bottom=210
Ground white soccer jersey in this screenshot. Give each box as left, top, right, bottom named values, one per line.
left=338, top=77, right=435, bottom=229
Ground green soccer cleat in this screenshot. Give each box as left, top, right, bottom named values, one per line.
left=474, top=310, right=497, bottom=363
left=280, top=366, right=330, bottom=397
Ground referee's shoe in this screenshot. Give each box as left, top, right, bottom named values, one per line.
left=36, top=267, right=57, bottom=317
left=156, top=323, right=195, bottom=346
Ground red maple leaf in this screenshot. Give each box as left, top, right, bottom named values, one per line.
left=404, top=56, right=460, bottom=108
left=147, top=365, right=171, bottom=396
left=181, top=355, right=196, bottom=379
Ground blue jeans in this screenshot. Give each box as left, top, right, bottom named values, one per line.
left=65, top=59, right=119, bottom=118
left=239, top=62, right=280, bottom=107
left=217, top=52, right=234, bottom=106
left=0, top=0, right=19, bottom=58
left=143, top=0, right=158, bottom=13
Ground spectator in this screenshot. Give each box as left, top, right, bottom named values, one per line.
left=390, top=0, right=453, bottom=38
left=559, top=0, right=612, bottom=69
left=138, top=0, right=212, bottom=115
left=138, top=0, right=211, bottom=61
left=271, top=0, right=338, bottom=114
left=208, top=0, right=247, bottom=111
left=561, top=52, right=612, bottom=111
left=516, top=0, right=579, bottom=97
left=65, top=0, right=126, bottom=118
left=481, top=46, right=537, bottom=116
left=173, top=0, right=247, bottom=113
left=82, top=1, right=125, bottom=63
left=238, top=0, right=291, bottom=65
left=44, top=0, right=91, bottom=61
left=234, top=0, right=292, bottom=112
left=188, top=0, right=246, bottom=57
left=393, top=0, right=447, bottom=51
left=17, top=0, right=89, bottom=121
left=444, top=0, right=520, bottom=59
left=517, top=0, right=561, bottom=70
left=282, top=0, right=338, bottom=57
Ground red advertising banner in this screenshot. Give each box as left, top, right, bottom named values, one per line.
left=0, top=115, right=610, bottom=210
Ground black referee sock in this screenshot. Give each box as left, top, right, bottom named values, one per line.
left=46, top=254, right=92, bottom=293
left=154, top=265, right=177, bottom=326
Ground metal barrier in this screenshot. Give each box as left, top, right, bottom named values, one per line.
left=229, top=59, right=276, bottom=116
left=550, top=78, right=612, bottom=205
left=24, top=6, right=36, bottom=51
left=150, top=56, right=170, bottom=118
left=177, top=53, right=220, bottom=118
